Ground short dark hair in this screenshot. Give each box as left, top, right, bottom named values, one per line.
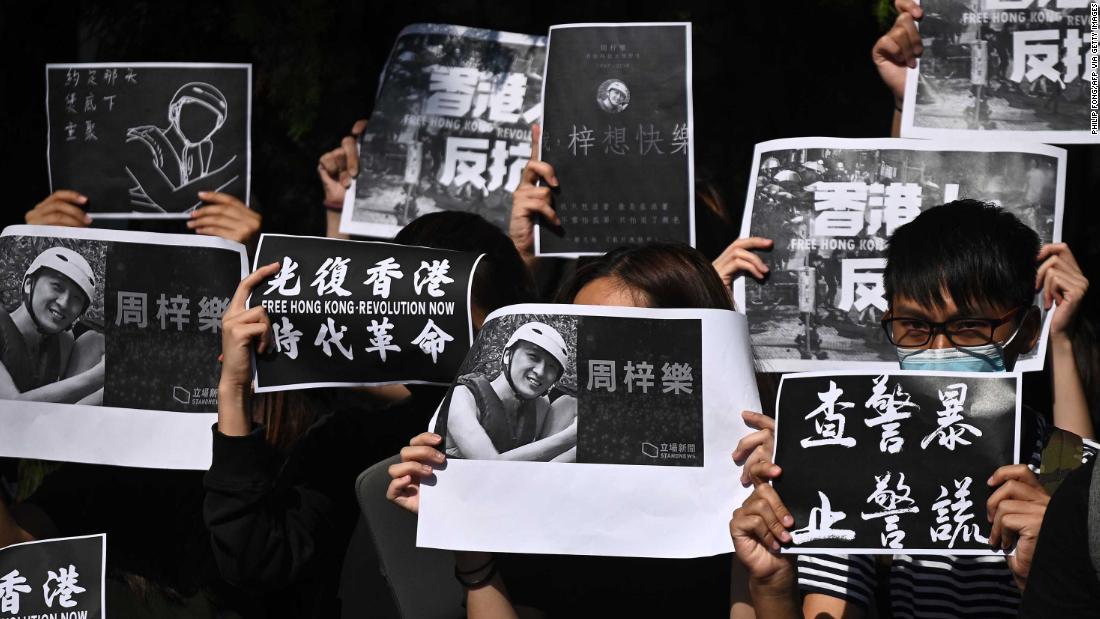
left=556, top=242, right=735, bottom=310
left=394, top=212, right=536, bottom=314
left=884, top=199, right=1039, bottom=314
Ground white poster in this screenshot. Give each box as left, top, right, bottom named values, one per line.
left=417, top=303, right=759, bottom=558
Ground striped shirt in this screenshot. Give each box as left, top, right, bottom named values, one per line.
left=796, top=414, right=1093, bottom=618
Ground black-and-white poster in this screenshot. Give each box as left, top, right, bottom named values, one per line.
left=901, top=0, right=1098, bottom=143
left=46, top=63, right=252, bottom=218
left=773, top=371, right=1019, bottom=555
left=0, top=534, right=105, bottom=619
left=535, top=23, right=695, bottom=257
left=250, top=234, right=483, bottom=392
left=340, top=24, right=546, bottom=238
left=0, top=225, right=248, bottom=469
left=734, top=137, right=1063, bottom=373
left=418, top=304, right=758, bottom=557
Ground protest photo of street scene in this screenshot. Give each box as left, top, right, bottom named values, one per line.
left=0, top=235, right=106, bottom=405
left=903, top=0, right=1096, bottom=141
left=343, top=25, right=545, bottom=238
left=438, top=313, right=578, bottom=462
left=739, top=138, right=1061, bottom=369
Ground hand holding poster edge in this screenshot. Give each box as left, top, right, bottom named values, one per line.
left=45, top=62, right=254, bottom=219
left=248, top=233, right=485, bottom=393
left=733, top=136, right=1065, bottom=373
left=771, top=369, right=1022, bottom=556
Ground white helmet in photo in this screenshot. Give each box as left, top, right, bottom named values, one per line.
left=25, top=246, right=97, bottom=311
left=504, top=321, right=569, bottom=373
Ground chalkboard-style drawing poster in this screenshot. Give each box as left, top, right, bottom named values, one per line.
left=536, top=23, right=695, bottom=257
left=341, top=25, right=546, bottom=238
left=46, top=63, right=251, bottom=218
left=0, top=225, right=248, bottom=469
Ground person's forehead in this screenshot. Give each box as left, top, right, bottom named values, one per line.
left=890, top=292, right=1012, bottom=319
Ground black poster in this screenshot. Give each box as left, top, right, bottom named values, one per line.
left=251, top=234, right=483, bottom=391
left=341, top=25, right=546, bottom=238
left=537, top=23, right=694, bottom=257
left=773, top=371, right=1019, bottom=555
left=0, top=534, right=105, bottom=619
left=46, top=63, right=251, bottom=218
left=437, top=310, right=703, bottom=466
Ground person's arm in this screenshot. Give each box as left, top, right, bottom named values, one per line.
left=446, top=388, right=576, bottom=461
left=318, top=119, right=367, bottom=240
left=0, top=358, right=103, bottom=403
left=873, top=0, right=923, bottom=137
left=539, top=395, right=576, bottom=438
left=0, top=498, right=35, bottom=548
left=729, top=485, right=801, bottom=618
left=1019, top=462, right=1098, bottom=615
left=204, top=261, right=349, bottom=588
left=986, top=464, right=1051, bottom=591
left=510, top=125, right=560, bottom=269
left=1037, top=243, right=1092, bottom=438
left=123, top=136, right=240, bottom=213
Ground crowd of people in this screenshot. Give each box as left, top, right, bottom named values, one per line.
left=1, top=1, right=1098, bottom=617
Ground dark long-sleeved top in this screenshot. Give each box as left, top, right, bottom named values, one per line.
left=202, top=386, right=444, bottom=617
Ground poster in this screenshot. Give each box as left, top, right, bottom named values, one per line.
left=46, top=63, right=252, bottom=218
left=0, top=535, right=105, bottom=619
left=0, top=225, right=248, bottom=469
left=340, top=24, right=546, bottom=238
left=901, top=0, right=1098, bottom=143
left=734, top=137, right=1063, bottom=372
left=250, top=234, right=483, bottom=392
left=535, top=23, right=695, bottom=257
left=772, top=371, right=1019, bottom=555
left=417, top=304, right=759, bottom=558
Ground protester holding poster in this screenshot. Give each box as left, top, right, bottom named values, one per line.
left=729, top=200, right=1092, bottom=617
left=388, top=243, right=753, bottom=617
left=203, top=211, right=535, bottom=616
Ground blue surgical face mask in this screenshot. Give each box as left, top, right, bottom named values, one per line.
left=896, top=321, right=1023, bottom=373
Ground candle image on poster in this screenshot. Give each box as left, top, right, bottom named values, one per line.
left=536, top=23, right=695, bottom=257
left=46, top=63, right=251, bottom=218
left=341, top=24, right=546, bottom=238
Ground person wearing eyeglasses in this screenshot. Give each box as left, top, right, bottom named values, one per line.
left=728, top=199, right=1092, bottom=618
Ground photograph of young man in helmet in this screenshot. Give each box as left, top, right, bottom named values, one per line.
left=0, top=246, right=105, bottom=404
left=444, top=321, right=579, bottom=462
left=123, top=81, right=241, bottom=214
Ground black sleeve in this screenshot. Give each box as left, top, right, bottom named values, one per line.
left=203, top=422, right=337, bottom=590
left=1019, top=460, right=1100, bottom=616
